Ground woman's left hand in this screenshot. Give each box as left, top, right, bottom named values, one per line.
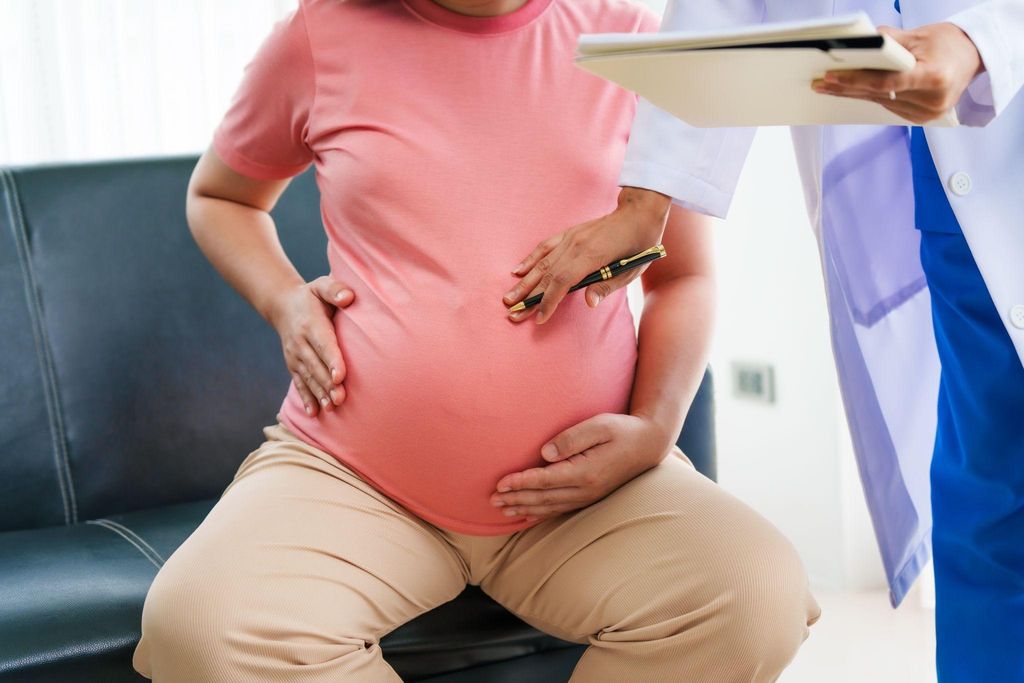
left=491, top=413, right=673, bottom=521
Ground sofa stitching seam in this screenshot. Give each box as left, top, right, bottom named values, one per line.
left=96, top=518, right=166, bottom=565
left=85, top=520, right=163, bottom=569
left=1, top=168, right=78, bottom=525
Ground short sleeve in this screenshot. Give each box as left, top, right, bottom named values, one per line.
left=212, top=3, right=316, bottom=180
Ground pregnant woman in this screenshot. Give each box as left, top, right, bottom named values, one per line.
left=132, top=0, right=820, bottom=680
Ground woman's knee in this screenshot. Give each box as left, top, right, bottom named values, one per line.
left=711, top=523, right=821, bottom=674
left=136, top=554, right=389, bottom=679
left=137, top=558, right=232, bottom=669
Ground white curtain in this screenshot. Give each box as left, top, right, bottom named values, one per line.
left=0, top=0, right=296, bottom=166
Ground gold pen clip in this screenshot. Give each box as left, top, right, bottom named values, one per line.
left=618, top=244, right=666, bottom=266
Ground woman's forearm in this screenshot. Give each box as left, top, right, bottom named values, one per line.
left=186, top=191, right=304, bottom=327
left=628, top=274, right=716, bottom=462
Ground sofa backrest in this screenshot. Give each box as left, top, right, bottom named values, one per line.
left=0, top=158, right=326, bottom=531
left=0, top=156, right=715, bottom=533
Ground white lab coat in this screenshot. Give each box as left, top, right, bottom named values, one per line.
left=619, top=0, right=1024, bottom=606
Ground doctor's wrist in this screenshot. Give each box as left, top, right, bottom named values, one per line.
left=606, top=187, right=672, bottom=259
left=616, top=186, right=672, bottom=225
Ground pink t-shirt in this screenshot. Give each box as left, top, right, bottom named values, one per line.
left=213, top=0, right=657, bottom=535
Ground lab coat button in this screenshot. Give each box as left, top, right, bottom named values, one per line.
left=949, top=171, right=972, bottom=196
left=1011, top=305, right=1024, bottom=330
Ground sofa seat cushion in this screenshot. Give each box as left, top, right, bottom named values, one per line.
left=0, top=500, right=211, bottom=682
left=0, top=499, right=579, bottom=682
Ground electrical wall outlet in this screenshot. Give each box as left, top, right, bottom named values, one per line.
left=731, top=362, right=776, bottom=403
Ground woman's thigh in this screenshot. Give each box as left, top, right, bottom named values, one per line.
left=478, top=452, right=819, bottom=680
left=133, top=423, right=468, bottom=680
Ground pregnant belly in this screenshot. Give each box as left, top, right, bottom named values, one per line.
left=277, top=293, right=639, bottom=535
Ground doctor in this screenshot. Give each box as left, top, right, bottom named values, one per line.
left=501, top=1, right=1024, bottom=680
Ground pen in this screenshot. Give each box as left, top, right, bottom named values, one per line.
left=507, top=244, right=667, bottom=313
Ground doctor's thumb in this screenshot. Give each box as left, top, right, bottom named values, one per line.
left=585, top=282, right=612, bottom=308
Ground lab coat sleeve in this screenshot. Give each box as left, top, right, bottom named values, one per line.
left=944, top=0, right=1024, bottom=126
left=617, top=0, right=764, bottom=218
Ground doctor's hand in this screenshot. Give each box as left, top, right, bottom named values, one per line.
left=490, top=413, right=674, bottom=522
left=812, top=23, right=984, bottom=124
left=267, top=276, right=354, bottom=418
left=503, top=187, right=671, bottom=324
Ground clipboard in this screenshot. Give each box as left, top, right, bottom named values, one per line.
left=575, top=12, right=959, bottom=127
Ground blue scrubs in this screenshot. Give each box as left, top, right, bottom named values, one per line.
left=911, top=125, right=1024, bottom=681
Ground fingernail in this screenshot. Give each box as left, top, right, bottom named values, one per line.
left=509, top=310, right=523, bottom=321
left=503, top=289, right=516, bottom=301
left=334, top=290, right=349, bottom=302
left=320, top=397, right=329, bottom=407
left=525, top=516, right=539, bottom=522
left=305, top=404, right=313, bottom=415
left=504, top=509, right=518, bottom=516
left=512, top=262, right=524, bottom=273
left=592, top=294, right=603, bottom=306
left=825, top=72, right=841, bottom=83
left=541, top=443, right=558, bottom=460
left=498, top=485, right=511, bottom=492
left=331, top=367, right=339, bottom=382
left=536, top=311, right=546, bottom=324
left=491, top=498, right=505, bottom=507
left=330, top=390, right=339, bottom=403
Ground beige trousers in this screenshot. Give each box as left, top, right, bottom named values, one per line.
left=133, top=422, right=820, bottom=682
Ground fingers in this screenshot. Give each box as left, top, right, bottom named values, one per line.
left=291, top=371, right=319, bottom=417
left=532, top=256, right=581, bottom=325
left=297, top=339, right=339, bottom=407
left=507, top=241, right=592, bottom=325
left=820, top=26, right=915, bottom=95
left=490, top=487, right=583, bottom=518
left=307, top=324, right=347, bottom=388
left=283, top=334, right=330, bottom=411
left=294, top=357, right=334, bottom=411
left=489, top=491, right=581, bottom=518
left=503, top=252, right=551, bottom=313
left=506, top=251, right=571, bottom=324
left=811, top=80, right=946, bottom=123
left=869, top=96, right=940, bottom=124
left=307, top=277, right=350, bottom=404
left=495, top=459, right=582, bottom=494
left=812, top=79, right=944, bottom=109
left=311, top=276, right=355, bottom=307
left=510, top=233, right=564, bottom=277
left=541, top=414, right=613, bottom=462
left=505, top=232, right=585, bottom=325
left=876, top=25, right=911, bottom=45
left=822, top=68, right=916, bottom=96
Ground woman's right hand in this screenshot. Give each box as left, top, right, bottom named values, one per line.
left=267, top=276, right=355, bottom=417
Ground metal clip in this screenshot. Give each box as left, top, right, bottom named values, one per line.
left=618, top=244, right=666, bottom=266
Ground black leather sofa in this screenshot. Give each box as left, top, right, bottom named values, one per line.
left=0, top=156, right=716, bottom=682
